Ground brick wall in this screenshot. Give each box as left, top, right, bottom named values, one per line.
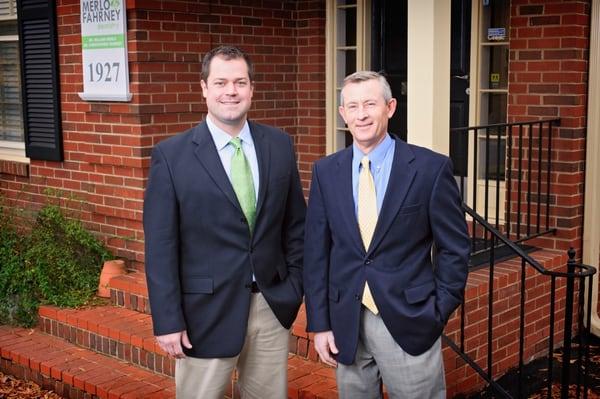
left=0, top=0, right=326, bottom=269
left=293, top=1, right=326, bottom=193
left=507, top=0, right=590, bottom=253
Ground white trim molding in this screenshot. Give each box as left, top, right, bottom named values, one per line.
left=584, top=0, right=600, bottom=336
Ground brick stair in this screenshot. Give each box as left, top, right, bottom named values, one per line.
left=0, top=272, right=337, bottom=399
left=109, top=272, right=320, bottom=361
left=0, top=249, right=570, bottom=398
left=38, top=305, right=172, bottom=377
left=109, top=272, right=150, bottom=314
left=104, top=250, right=572, bottom=397
left=0, top=321, right=336, bottom=398
left=0, top=325, right=174, bottom=398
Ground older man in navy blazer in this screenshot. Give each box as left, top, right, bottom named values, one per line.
left=144, top=46, right=305, bottom=399
left=304, top=71, right=470, bottom=398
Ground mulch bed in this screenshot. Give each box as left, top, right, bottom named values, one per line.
left=0, top=372, right=62, bottom=399
left=464, top=334, right=600, bottom=398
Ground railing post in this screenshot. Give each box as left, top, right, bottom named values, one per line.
left=561, top=248, right=576, bottom=399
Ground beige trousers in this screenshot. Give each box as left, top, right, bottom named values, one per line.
left=175, top=293, right=289, bottom=399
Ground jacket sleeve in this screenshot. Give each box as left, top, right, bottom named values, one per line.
left=429, top=157, right=470, bottom=323
left=303, top=163, right=333, bottom=332
left=143, top=145, right=187, bottom=336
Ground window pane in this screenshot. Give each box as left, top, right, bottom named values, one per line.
left=336, top=49, right=356, bottom=86
left=478, top=137, right=506, bottom=180
left=480, top=92, right=507, bottom=125
left=336, top=88, right=345, bottom=127
left=0, top=0, right=17, bottom=19
left=0, top=20, right=18, bottom=35
left=0, top=38, right=23, bottom=142
left=336, top=6, right=356, bottom=47
left=482, top=0, right=509, bottom=40
left=487, top=93, right=507, bottom=124
left=489, top=46, right=508, bottom=90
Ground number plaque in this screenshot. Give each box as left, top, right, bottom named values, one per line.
left=79, top=0, right=131, bottom=101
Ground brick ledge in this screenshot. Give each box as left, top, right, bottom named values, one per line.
left=0, top=159, right=29, bottom=177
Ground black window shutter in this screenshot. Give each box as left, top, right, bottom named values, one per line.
left=17, top=0, right=63, bottom=162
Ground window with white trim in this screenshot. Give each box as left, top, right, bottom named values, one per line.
left=0, top=0, right=25, bottom=159
left=326, top=0, right=371, bottom=154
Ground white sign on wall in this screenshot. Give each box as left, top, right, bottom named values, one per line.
left=78, top=0, right=131, bottom=101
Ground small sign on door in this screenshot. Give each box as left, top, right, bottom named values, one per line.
left=487, top=28, right=506, bottom=41
left=490, top=73, right=500, bottom=88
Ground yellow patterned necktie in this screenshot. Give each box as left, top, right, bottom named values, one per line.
left=230, top=137, right=256, bottom=233
left=358, top=156, right=379, bottom=314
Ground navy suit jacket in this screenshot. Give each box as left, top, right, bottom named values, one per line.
left=304, top=137, right=469, bottom=364
left=144, top=121, right=305, bottom=358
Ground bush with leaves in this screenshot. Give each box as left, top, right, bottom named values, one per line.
left=0, top=206, right=37, bottom=326
left=0, top=204, right=112, bottom=327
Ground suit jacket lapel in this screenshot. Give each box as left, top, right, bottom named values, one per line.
left=191, top=122, right=242, bottom=213
left=249, top=121, right=270, bottom=221
left=368, top=138, right=416, bottom=255
left=335, top=147, right=366, bottom=253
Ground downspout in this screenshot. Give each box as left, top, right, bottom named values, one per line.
left=584, top=0, right=600, bottom=336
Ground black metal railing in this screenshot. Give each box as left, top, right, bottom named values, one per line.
left=443, top=204, right=596, bottom=398
left=450, top=119, right=560, bottom=260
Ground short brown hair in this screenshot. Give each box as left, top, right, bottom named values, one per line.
left=201, top=46, right=254, bottom=82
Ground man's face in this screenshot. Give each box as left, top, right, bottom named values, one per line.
left=339, top=79, right=396, bottom=153
left=201, top=56, right=253, bottom=133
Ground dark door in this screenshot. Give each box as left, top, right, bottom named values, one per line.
left=371, top=0, right=407, bottom=142
left=450, top=0, right=471, bottom=176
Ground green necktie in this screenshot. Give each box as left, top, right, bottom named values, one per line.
left=230, top=137, right=256, bottom=232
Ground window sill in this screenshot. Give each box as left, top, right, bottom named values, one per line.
left=0, top=148, right=30, bottom=177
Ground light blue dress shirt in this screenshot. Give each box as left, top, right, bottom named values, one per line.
left=352, top=133, right=395, bottom=216
left=206, top=115, right=260, bottom=202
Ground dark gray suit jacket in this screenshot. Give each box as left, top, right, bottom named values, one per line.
left=144, top=120, right=305, bottom=358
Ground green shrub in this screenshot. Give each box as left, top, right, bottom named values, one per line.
left=0, top=206, right=38, bottom=326
left=0, top=204, right=112, bottom=327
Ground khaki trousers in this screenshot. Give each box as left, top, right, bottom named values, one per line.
left=175, top=293, right=289, bottom=399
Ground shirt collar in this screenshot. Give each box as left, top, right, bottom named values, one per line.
left=206, top=115, right=253, bottom=151
left=352, top=133, right=393, bottom=170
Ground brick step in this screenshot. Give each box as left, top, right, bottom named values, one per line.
left=108, top=272, right=318, bottom=359
left=104, top=249, right=570, bottom=397
left=0, top=324, right=336, bottom=399
left=36, top=304, right=338, bottom=398
left=38, top=305, right=171, bottom=376
left=109, top=272, right=150, bottom=314
left=0, top=325, right=174, bottom=398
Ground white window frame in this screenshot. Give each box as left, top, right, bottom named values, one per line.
left=0, top=0, right=27, bottom=163
left=467, top=0, right=509, bottom=221
left=325, top=0, right=371, bottom=154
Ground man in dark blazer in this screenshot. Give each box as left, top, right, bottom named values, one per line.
left=144, top=46, right=305, bottom=399
left=304, top=71, right=470, bottom=398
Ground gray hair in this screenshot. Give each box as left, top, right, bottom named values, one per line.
left=339, top=71, right=393, bottom=106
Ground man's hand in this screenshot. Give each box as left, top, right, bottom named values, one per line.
left=314, top=331, right=339, bottom=367
left=156, top=330, right=193, bottom=359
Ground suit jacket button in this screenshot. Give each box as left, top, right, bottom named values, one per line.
left=354, top=294, right=360, bottom=300
left=365, top=259, right=373, bottom=265
left=240, top=218, right=246, bottom=224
